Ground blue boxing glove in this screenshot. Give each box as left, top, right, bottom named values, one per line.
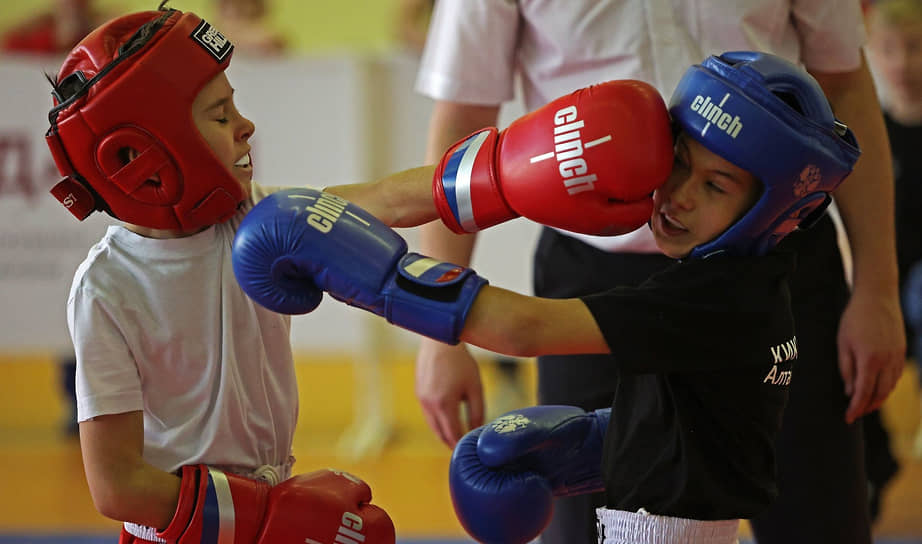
left=449, top=405, right=610, bottom=544
left=232, top=187, right=488, bottom=344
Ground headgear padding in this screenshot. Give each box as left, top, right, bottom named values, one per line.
left=45, top=8, right=243, bottom=231
left=669, top=51, right=861, bottom=258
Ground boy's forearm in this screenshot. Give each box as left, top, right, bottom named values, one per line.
left=89, top=464, right=180, bottom=529
left=326, top=165, right=438, bottom=227
left=117, top=463, right=183, bottom=530
left=461, top=286, right=609, bottom=356
left=460, top=286, right=527, bottom=354
left=79, top=413, right=181, bottom=529
left=420, top=221, right=477, bottom=266
left=331, top=98, right=501, bottom=231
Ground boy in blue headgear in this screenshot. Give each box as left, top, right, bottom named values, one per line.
left=231, top=51, right=860, bottom=544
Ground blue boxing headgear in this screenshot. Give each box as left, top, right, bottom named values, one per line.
left=669, top=51, right=861, bottom=258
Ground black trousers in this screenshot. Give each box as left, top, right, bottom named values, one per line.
left=531, top=217, right=870, bottom=544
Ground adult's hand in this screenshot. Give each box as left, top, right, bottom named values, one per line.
left=838, top=288, right=905, bottom=423
left=415, top=339, right=485, bottom=447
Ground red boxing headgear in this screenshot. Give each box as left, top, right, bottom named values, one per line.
left=45, top=8, right=245, bottom=231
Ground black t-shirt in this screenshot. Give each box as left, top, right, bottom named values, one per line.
left=581, top=251, right=796, bottom=520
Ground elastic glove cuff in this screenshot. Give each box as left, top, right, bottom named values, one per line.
left=384, top=253, right=488, bottom=344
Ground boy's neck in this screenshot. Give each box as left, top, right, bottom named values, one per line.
left=124, top=223, right=209, bottom=239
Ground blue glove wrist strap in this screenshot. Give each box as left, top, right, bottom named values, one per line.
left=383, top=253, right=488, bottom=344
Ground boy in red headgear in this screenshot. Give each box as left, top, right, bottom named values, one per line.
left=47, top=4, right=411, bottom=543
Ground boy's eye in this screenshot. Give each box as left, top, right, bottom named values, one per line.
left=216, top=117, right=229, bottom=124
left=707, top=181, right=726, bottom=194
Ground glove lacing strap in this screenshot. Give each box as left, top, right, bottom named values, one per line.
left=250, top=463, right=283, bottom=486
left=122, top=458, right=295, bottom=542
left=223, top=456, right=294, bottom=484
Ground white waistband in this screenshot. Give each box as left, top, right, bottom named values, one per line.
left=596, top=507, right=740, bottom=544
left=123, top=458, right=295, bottom=542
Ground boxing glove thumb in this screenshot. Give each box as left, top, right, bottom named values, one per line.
left=449, top=426, right=553, bottom=544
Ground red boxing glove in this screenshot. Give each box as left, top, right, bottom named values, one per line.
left=158, top=465, right=395, bottom=544
left=259, top=469, right=395, bottom=543
left=433, top=80, right=674, bottom=236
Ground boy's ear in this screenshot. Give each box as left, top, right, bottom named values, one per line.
left=118, top=147, right=133, bottom=165
left=122, top=147, right=162, bottom=182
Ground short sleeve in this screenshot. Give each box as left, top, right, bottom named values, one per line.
left=69, top=285, right=143, bottom=421
left=414, top=0, right=520, bottom=104
left=792, top=0, right=866, bottom=72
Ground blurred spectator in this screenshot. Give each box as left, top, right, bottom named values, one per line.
left=865, top=0, right=922, bottom=520
left=868, top=0, right=922, bottom=286
left=1, top=0, right=105, bottom=54
left=213, top=0, right=287, bottom=56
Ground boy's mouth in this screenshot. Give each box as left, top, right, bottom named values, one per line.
left=658, top=210, right=688, bottom=236
left=234, top=153, right=252, bottom=168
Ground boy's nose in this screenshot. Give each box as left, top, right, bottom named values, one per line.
left=668, top=176, right=696, bottom=210
left=238, top=117, right=255, bottom=141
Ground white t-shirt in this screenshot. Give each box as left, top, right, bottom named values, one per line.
left=415, top=0, right=866, bottom=252
left=68, top=183, right=298, bottom=474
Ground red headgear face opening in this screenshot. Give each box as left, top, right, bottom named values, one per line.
left=45, top=8, right=245, bottom=231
